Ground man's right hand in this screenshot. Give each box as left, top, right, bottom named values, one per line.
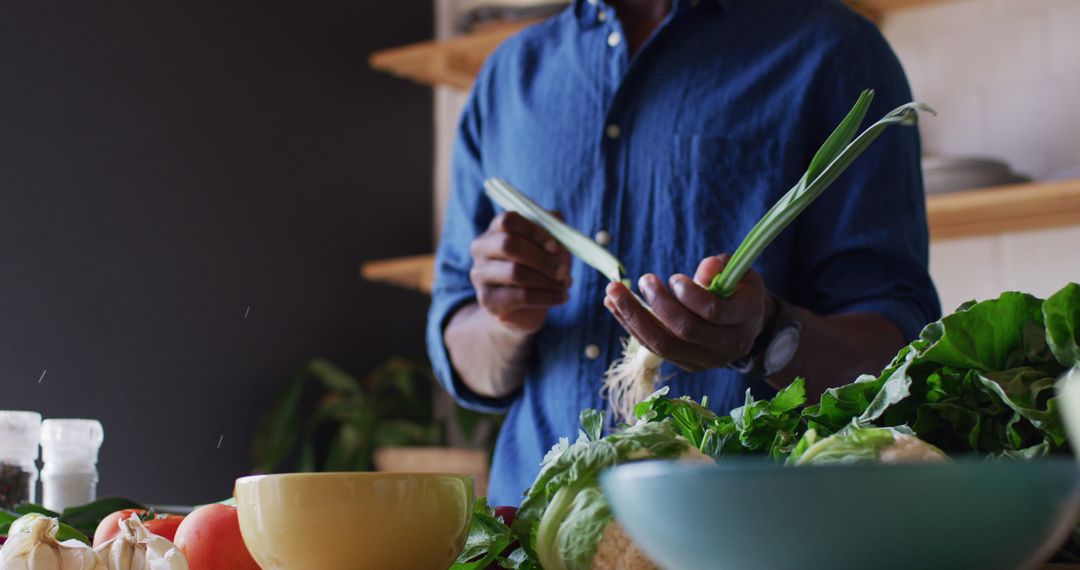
left=469, top=211, right=572, bottom=334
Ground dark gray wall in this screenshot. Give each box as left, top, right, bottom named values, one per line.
left=0, top=1, right=433, bottom=504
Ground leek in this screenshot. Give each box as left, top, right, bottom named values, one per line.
left=484, top=89, right=934, bottom=421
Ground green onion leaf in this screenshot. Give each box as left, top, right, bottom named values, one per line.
left=484, top=178, right=624, bottom=283
left=708, top=93, right=935, bottom=296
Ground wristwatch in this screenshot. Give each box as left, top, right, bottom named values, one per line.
left=730, top=295, right=802, bottom=378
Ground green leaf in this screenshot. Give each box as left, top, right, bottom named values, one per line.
left=0, top=509, right=19, bottom=535
left=920, top=291, right=1046, bottom=372
left=250, top=371, right=306, bottom=473
left=59, top=497, right=145, bottom=541
left=804, top=373, right=887, bottom=434
left=579, top=409, right=602, bottom=442
left=1044, top=283, right=1080, bottom=368
left=788, top=424, right=902, bottom=465
left=769, top=377, right=807, bottom=414
left=725, top=379, right=806, bottom=458
left=554, top=487, right=612, bottom=570
left=786, top=428, right=820, bottom=464
left=803, top=89, right=874, bottom=186
left=514, top=419, right=693, bottom=563
left=14, top=504, right=60, bottom=518
left=451, top=498, right=514, bottom=570
left=976, top=367, right=1065, bottom=446
left=306, top=358, right=363, bottom=394
left=374, top=420, right=440, bottom=448
left=633, top=388, right=716, bottom=449
left=709, top=96, right=933, bottom=296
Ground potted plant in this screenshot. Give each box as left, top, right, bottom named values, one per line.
left=250, top=357, right=500, bottom=495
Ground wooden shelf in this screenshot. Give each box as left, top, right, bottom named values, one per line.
left=370, top=2, right=954, bottom=90
left=360, top=253, right=435, bottom=294
left=362, top=179, right=1080, bottom=294
left=849, top=0, right=954, bottom=20
left=926, top=178, right=1080, bottom=241
left=370, top=20, right=535, bottom=91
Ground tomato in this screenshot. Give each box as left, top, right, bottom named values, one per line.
left=174, top=504, right=260, bottom=570
left=93, top=509, right=185, bottom=547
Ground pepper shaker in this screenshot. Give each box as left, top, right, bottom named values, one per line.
left=0, top=411, right=42, bottom=510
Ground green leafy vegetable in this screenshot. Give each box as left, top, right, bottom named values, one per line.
left=799, top=286, right=1075, bottom=459
left=457, top=285, right=1080, bottom=567
left=1044, top=283, right=1080, bottom=368
left=451, top=498, right=514, bottom=570
left=513, top=416, right=702, bottom=570
left=709, top=93, right=932, bottom=296
left=788, top=424, right=947, bottom=465
left=59, top=496, right=145, bottom=540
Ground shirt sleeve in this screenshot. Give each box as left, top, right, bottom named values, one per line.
left=789, top=18, right=942, bottom=341
left=425, top=65, right=517, bottom=413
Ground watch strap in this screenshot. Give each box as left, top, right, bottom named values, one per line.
left=729, top=294, right=800, bottom=377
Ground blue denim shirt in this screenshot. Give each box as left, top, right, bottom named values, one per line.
left=427, top=0, right=940, bottom=505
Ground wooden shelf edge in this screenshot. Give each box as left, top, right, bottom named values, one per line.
left=360, top=253, right=435, bottom=294
left=361, top=179, right=1080, bottom=293
left=369, top=20, right=535, bottom=91
left=851, top=0, right=956, bottom=20
left=370, top=1, right=957, bottom=90
left=927, top=178, right=1080, bottom=241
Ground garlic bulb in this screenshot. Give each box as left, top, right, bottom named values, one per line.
left=94, top=515, right=187, bottom=570
left=0, top=514, right=105, bottom=570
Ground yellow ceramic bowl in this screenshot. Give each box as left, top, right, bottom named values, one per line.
left=235, top=472, right=473, bottom=570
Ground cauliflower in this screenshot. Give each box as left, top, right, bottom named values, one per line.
left=878, top=432, right=949, bottom=464
left=589, top=522, right=656, bottom=570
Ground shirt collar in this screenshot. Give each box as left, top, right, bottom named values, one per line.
left=573, top=0, right=733, bottom=28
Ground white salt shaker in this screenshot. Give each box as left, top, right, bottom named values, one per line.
left=40, top=419, right=104, bottom=512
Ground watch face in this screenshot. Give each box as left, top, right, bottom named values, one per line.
left=764, top=327, right=800, bottom=374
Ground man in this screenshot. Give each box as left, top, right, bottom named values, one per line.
left=427, top=0, right=940, bottom=506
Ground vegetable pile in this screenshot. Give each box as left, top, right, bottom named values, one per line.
left=452, top=283, right=1080, bottom=569
left=1, top=499, right=259, bottom=570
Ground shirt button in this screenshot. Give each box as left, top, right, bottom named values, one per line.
left=605, top=124, right=621, bottom=139
left=597, top=10, right=607, bottom=22
left=585, top=344, right=601, bottom=360
left=594, top=230, right=611, bottom=246
left=607, top=31, right=622, bottom=48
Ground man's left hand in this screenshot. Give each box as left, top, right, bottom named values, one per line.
left=603, top=254, right=776, bottom=372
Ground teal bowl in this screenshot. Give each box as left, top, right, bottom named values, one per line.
left=601, top=459, right=1080, bottom=570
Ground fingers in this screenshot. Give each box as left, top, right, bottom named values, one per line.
left=693, top=254, right=729, bottom=287
left=693, top=253, right=765, bottom=294
left=471, top=231, right=569, bottom=281
left=470, top=212, right=575, bottom=327
left=669, top=274, right=756, bottom=327
left=637, top=274, right=731, bottom=348
left=603, top=258, right=772, bottom=371
left=470, top=260, right=570, bottom=292
left=603, top=282, right=716, bottom=371
left=489, top=211, right=565, bottom=255
left=479, top=285, right=568, bottom=316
